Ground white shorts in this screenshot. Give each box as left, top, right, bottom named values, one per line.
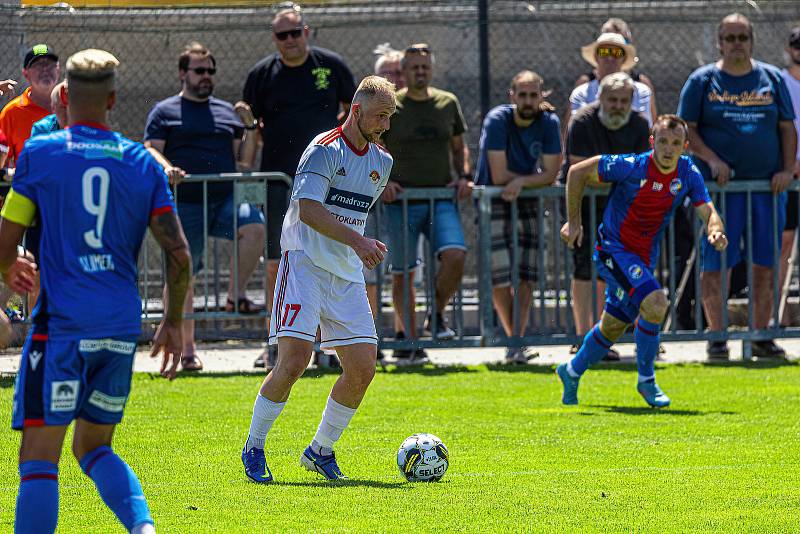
left=268, top=250, right=377, bottom=349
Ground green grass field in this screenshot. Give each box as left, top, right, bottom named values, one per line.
left=2, top=361, right=800, bottom=533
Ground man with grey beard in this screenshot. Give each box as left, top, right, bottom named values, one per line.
left=563, top=72, right=650, bottom=358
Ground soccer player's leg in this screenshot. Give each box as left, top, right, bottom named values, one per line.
left=243, top=251, right=319, bottom=482
left=636, top=290, right=671, bottom=408
left=72, top=338, right=156, bottom=532
left=13, top=336, right=80, bottom=534
left=301, top=274, right=379, bottom=480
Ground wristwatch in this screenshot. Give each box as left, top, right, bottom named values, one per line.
left=244, top=119, right=258, bottom=131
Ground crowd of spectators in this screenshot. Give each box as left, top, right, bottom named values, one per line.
left=1, top=6, right=799, bottom=364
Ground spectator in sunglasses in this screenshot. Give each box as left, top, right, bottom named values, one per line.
left=144, top=42, right=266, bottom=372
left=678, top=13, right=796, bottom=360
left=242, top=4, right=357, bottom=370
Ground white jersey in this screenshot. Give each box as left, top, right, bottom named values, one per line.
left=782, top=69, right=800, bottom=160
left=280, top=127, right=393, bottom=283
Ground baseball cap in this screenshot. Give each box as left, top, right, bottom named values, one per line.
left=23, top=44, right=58, bottom=69
left=790, top=27, right=800, bottom=48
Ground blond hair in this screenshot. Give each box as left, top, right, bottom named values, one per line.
left=353, top=75, right=396, bottom=106
left=66, top=48, right=118, bottom=82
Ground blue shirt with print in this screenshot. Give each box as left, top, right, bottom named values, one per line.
left=677, top=61, right=794, bottom=180
left=475, top=105, right=561, bottom=186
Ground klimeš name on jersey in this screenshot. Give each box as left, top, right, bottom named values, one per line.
left=79, top=253, right=116, bottom=273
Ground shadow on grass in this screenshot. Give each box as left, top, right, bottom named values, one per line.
left=584, top=404, right=738, bottom=416
left=485, top=363, right=559, bottom=375
left=0, top=374, right=14, bottom=388
left=270, top=479, right=406, bottom=489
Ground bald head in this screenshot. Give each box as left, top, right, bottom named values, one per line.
left=50, top=81, right=67, bottom=127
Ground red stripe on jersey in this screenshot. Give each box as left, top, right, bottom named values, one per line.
left=338, top=127, right=368, bottom=156
left=31, top=334, right=48, bottom=341
left=374, top=142, right=391, bottom=155
left=318, top=129, right=341, bottom=146
left=150, top=205, right=173, bottom=217
left=618, top=155, right=679, bottom=263
left=24, top=418, right=45, bottom=427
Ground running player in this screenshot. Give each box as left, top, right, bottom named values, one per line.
left=0, top=49, right=191, bottom=534
left=558, top=114, right=728, bottom=407
left=241, top=75, right=395, bottom=482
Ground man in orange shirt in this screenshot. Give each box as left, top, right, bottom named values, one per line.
left=0, top=44, right=59, bottom=166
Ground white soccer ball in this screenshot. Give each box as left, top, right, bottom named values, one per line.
left=397, top=433, right=449, bottom=482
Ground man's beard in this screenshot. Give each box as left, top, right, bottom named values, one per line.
left=188, top=81, right=214, bottom=99
left=517, top=106, right=538, bottom=120
left=598, top=108, right=631, bottom=130
left=357, top=117, right=380, bottom=143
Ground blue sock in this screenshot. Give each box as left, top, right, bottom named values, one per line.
left=569, top=324, right=613, bottom=376
left=16, top=460, right=59, bottom=534
left=79, top=446, right=153, bottom=532
left=635, top=317, right=660, bottom=380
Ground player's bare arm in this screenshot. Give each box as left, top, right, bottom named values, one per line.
left=298, top=198, right=387, bottom=270
left=695, top=202, right=728, bottom=251
left=148, top=209, right=192, bottom=379
left=144, top=139, right=186, bottom=185
left=560, top=154, right=602, bottom=248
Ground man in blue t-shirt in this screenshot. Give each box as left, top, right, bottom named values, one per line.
left=0, top=48, right=191, bottom=534
left=475, top=70, right=561, bottom=364
left=678, top=13, right=797, bottom=360
left=558, top=115, right=727, bottom=408
left=145, top=42, right=266, bottom=371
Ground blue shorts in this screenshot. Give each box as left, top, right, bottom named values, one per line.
left=385, top=200, right=466, bottom=273
left=702, top=192, right=786, bottom=271
left=177, top=196, right=266, bottom=273
left=594, top=248, right=661, bottom=324
left=12, top=333, right=137, bottom=430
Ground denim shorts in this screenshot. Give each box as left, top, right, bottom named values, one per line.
left=177, top=195, right=265, bottom=274
left=384, top=200, right=466, bottom=273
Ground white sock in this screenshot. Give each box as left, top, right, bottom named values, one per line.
left=131, top=523, right=156, bottom=534
left=311, top=396, right=357, bottom=454
left=637, top=374, right=655, bottom=384
left=566, top=362, right=580, bottom=378
left=245, top=394, right=286, bottom=451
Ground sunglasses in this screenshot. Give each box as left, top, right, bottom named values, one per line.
left=597, top=47, right=625, bottom=58
left=405, top=45, right=431, bottom=55
left=188, top=67, right=216, bottom=75
left=791, top=41, right=800, bottom=50
left=722, top=34, right=750, bottom=43
left=274, top=28, right=304, bottom=41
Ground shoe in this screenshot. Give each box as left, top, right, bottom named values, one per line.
left=556, top=363, right=580, bottom=405
left=241, top=446, right=273, bottom=483
left=254, top=345, right=278, bottom=370
left=225, top=297, right=266, bottom=314
left=521, top=346, right=540, bottom=360
left=752, top=340, right=787, bottom=359
left=392, top=331, right=413, bottom=359
left=706, top=341, right=729, bottom=360
left=602, top=348, right=620, bottom=361
left=637, top=379, right=671, bottom=408
left=504, top=347, right=528, bottom=365
left=569, top=344, right=579, bottom=355
left=5, top=306, right=23, bottom=323
left=423, top=312, right=455, bottom=340
left=409, top=348, right=430, bottom=365
left=300, top=446, right=348, bottom=481
left=180, top=354, right=203, bottom=371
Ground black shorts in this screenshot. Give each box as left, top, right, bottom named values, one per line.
left=786, top=190, right=799, bottom=231
left=572, top=195, right=608, bottom=280
left=266, top=180, right=291, bottom=260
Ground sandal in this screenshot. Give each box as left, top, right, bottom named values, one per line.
left=181, top=354, right=203, bottom=371
left=225, top=298, right=265, bottom=315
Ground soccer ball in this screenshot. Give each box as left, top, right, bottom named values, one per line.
left=397, top=433, right=449, bottom=482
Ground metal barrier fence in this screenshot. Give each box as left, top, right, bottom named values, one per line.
left=375, top=181, right=800, bottom=360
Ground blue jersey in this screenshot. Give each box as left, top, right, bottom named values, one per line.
left=11, top=123, right=174, bottom=340
left=596, top=152, right=711, bottom=268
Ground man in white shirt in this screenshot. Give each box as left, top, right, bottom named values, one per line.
left=570, top=32, right=653, bottom=126
left=240, top=76, right=396, bottom=483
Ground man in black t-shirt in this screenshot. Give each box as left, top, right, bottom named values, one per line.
left=242, top=5, right=356, bottom=368
left=563, top=72, right=650, bottom=358
left=145, top=42, right=266, bottom=372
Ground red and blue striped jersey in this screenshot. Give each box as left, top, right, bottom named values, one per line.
left=596, top=152, right=711, bottom=268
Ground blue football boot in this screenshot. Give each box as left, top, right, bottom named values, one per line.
left=300, top=446, right=348, bottom=481
left=242, top=446, right=273, bottom=483
left=556, top=363, right=580, bottom=405
left=637, top=379, right=671, bottom=408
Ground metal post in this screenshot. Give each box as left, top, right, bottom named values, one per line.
left=477, top=0, right=490, bottom=120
